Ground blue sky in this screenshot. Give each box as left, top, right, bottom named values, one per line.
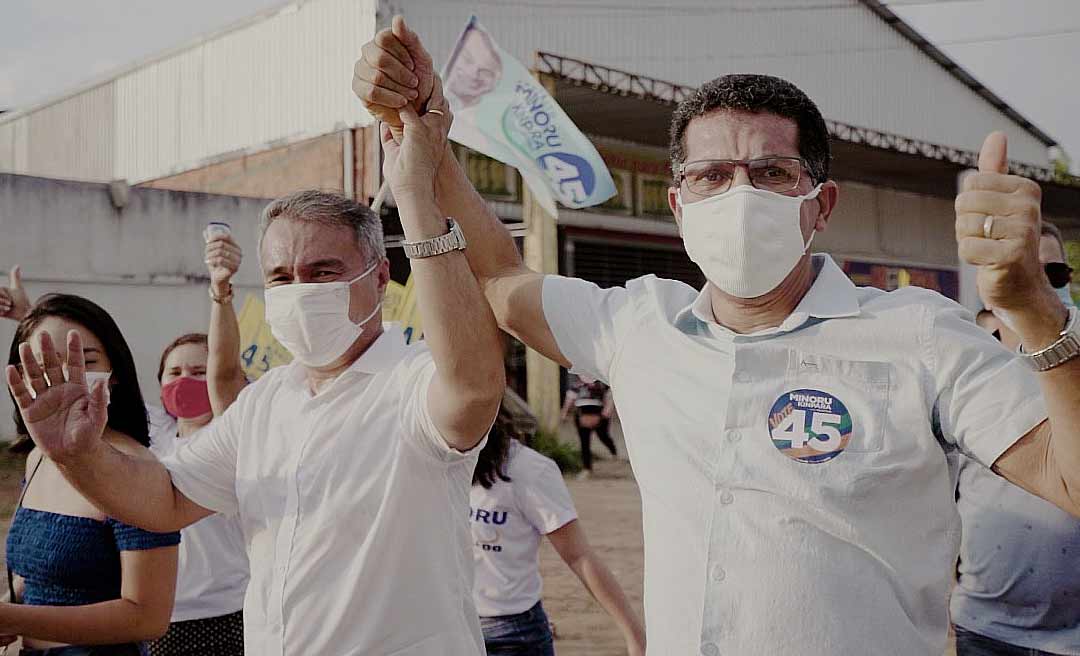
left=1, top=0, right=1078, bottom=172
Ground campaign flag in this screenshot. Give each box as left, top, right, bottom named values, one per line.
left=443, top=16, right=616, bottom=215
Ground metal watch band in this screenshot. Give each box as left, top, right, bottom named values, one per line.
left=1020, top=305, right=1080, bottom=372
left=402, top=219, right=467, bottom=259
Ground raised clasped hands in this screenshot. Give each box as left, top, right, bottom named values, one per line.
left=353, top=16, right=449, bottom=201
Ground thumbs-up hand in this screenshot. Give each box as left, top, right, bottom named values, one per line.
left=956, top=132, right=1067, bottom=349
left=0, top=265, right=32, bottom=322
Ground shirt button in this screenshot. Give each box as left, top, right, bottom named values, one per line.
left=701, top=642, right=721, bottom=656
left=711, top=564, right=726, bottom=582
left=725, top=429, right=741, bottom=443
left=720, top=490, right=734, bottom=505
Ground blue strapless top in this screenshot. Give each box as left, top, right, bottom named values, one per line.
left=6, top=507, right=180, bottom=606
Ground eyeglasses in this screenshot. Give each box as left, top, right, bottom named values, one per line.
left=677, top=157, right=805, bottom=197
left=1045, top=262, right=1073, bottom=289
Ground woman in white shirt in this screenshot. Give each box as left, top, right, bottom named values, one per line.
left=470, top=405, right=646, bottom=656
left=147, top=228, right=249, bottom=656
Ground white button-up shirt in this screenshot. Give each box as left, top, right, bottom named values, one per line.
left=160, top=327, right=486, bottom=656
left=542, top=255, right=1047, bottom=656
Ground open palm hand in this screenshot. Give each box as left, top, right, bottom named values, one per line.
left=5, top=330, right=108, bottom=464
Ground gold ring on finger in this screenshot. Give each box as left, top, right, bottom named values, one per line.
left=983, top=215, right=995, bottom=240
left=426, top=108, right=445, bottom=116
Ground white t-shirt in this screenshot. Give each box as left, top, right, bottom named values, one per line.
left=147, top=405, right=249, bottom=623
left=158, top=328, right=487, bottom=656
left=541, top=254, right=1048, bottom=656
left=470, top=442, right=578, bottom=618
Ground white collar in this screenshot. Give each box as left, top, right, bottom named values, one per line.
left=285, top=322, right=408, bottom=388
left=683, top=254, right=861, bottom=338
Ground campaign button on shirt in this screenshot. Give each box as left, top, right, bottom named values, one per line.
left=768, top=388, right=852, bottom=463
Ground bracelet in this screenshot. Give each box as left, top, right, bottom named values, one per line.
left=1018, top=306, right=1080, bottom=372
left=209, top=283, right=234, bottom=304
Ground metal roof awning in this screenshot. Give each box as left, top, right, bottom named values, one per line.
left=535, top=51, right=1080, bottom=223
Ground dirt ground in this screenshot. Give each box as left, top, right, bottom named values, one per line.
left=539, top=424, right=645, bottom=656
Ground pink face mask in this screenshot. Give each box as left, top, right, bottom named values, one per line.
left=161, top=377, right=212, bottom=419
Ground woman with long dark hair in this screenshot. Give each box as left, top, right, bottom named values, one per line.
left=2, top=294, right=179, bottom=655
left=470, top=403, right=645, bottom=656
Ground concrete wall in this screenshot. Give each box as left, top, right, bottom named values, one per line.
left=0, top=173, right=270, bottom=437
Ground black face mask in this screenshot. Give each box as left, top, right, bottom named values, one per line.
left=1045, top=262, right=1073, bottom=289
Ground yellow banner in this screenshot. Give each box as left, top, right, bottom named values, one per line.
left=235, top=275, right=423, bottom=380
left=383, top=279, right=407, bottom=324
left=236, top=294, right=293, bottom=380
left=398, top=274, right=424, bottom=344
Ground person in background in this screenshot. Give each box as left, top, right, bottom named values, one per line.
left=0, top=266, right=31, bottom=323
left=951, top=222, right=1080, bottom=656
left=1040, top=222, right=1075, bottom=310
left=471, top=402, right=645, bottom=656
left=560, top=375, right=616, bottom=479
left=146, top=228, right=249, bottom=656
left=2, top=294, right=179, bottom=655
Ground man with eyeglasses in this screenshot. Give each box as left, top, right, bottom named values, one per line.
left=951, top=221, right=1080, bottom=656
left=355, top=23, right=1080, bottom=655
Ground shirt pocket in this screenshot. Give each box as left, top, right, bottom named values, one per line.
left=780, top=350, right=892, bottom=456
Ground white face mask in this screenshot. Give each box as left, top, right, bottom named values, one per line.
left=37, top=369, right=111, bottom=406
left=679, top=183, right=823, bottom=298
left=264, top=260, right=382, bottom=367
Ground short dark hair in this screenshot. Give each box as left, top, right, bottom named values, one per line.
left=158, top=333, right=208, bottom=383
left=669, top=74, right=832, bottom=185
left=8, top=294, right=149, bottom=452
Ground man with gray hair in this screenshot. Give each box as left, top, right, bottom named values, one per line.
left=7, top=74, right=503, bottom=655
